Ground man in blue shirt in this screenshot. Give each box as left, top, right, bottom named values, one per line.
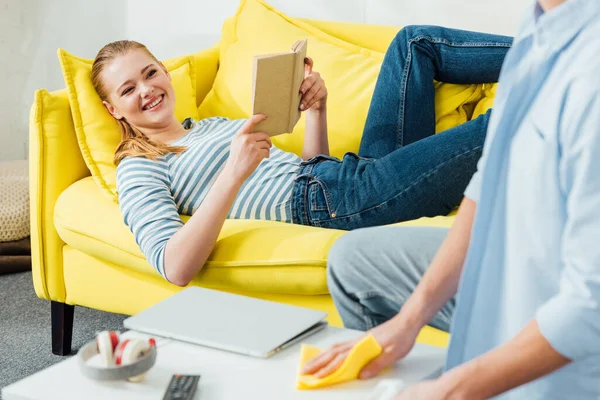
left=302, top=0, right=600, bottom=398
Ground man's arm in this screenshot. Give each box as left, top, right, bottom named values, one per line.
left=305, top=196, right=478, bottom=378
left=356, top=197, right=478, bottom=378
left=389, top=197, right=476, bottom=333
left=439, top=321, right=570, bottom=399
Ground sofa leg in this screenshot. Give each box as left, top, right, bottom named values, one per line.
left=51, top=301, right=74, bottom=356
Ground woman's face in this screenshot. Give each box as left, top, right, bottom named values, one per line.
left=101, top=49, right=176, bottom=130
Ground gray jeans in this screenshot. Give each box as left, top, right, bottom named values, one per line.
left=327, top=226, right=455, bottom=332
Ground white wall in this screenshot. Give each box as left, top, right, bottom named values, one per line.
left=127, top=0, right=530, bottom=60
left=365, top=0, right=530, bottom=34
left=0, top=0, right=126, bottom=161
left=2, top=0, right=530, bottom=161
left=126, top=0, right=239, bottom=60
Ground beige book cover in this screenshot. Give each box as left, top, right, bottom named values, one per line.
left=251, top=39, right=307, bottom=136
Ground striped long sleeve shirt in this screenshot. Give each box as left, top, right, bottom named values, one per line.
left=116, top=117, right=302, bottom=279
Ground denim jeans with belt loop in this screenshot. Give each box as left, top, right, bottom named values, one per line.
left=291, top=25, right=513, bottom=230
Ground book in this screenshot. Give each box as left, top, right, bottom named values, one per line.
left=251, top=39, right=308, bottom=136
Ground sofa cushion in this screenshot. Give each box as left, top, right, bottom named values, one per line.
left=54, top=177, right=454, bottom=295
left=54, top=177, right=343, bottom=294
left=198, top=0, right=496, bottom=158
left=57, top=49, right=200, bottom=202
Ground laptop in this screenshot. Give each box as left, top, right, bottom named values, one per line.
left=123, top=287, right=328, bottom=358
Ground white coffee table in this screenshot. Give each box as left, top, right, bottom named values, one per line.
left=2, top=326, right=446, bottom=399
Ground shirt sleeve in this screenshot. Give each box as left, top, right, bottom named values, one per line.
left=464, top=115, right=494, bottom=203
left=116, top=157, right=184, bottom=281
left=464, top=168, right=483, bottom=203
left=465, top=40, right=520, bottom=204
left=536, top=78, right=600, bottom=360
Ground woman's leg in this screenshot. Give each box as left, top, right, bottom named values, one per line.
left=302, top=109, right=490, bottom=230
left=358, top=25, right=512, bottom=159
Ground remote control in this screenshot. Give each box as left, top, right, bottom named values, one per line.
left=162, top=374, right=201, bottom=400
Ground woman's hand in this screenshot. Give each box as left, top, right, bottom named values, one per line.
left=299, top=56, right=327, bottom=112
left=224, top=114, right=272, bottom=183
left=301, top=318, right=419, bottom=380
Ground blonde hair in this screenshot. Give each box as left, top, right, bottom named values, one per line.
left=91, top=40, right=186, bottom=165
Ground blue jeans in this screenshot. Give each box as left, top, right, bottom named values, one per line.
left=291, top=25, right=513, bottom=229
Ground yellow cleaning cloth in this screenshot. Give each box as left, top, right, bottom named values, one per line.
left=296, top=335, right=383, bottom=390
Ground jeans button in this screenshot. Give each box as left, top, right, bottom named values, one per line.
left=331, top=213, right=336, bottom=218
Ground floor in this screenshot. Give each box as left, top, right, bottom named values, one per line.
left=0, top=271, right=126, bottom=397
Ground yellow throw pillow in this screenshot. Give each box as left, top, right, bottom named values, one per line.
left=472, top=82, right=498, bottom=119
left=198, top=0, right=385, bottom=158
left=198, top=0, right=495, bottom=158
left=57, top=49, right=199, bottom=202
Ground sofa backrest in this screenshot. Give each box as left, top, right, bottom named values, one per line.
left=190, top=16, right=399, bottom=107
left=193, top=44, right=221, bottom=108
left=195, top=4, right=496, bottom=158
left=297, top=18, right=401, bottom=54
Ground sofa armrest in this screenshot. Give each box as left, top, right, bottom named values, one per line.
left=29, top=88, right=89, bottom=302
left=193, top=44, right=220, bottom=107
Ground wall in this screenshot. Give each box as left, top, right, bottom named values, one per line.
left=364, top=0, right=530, bottom=34
left=2, top=0, right=530, bottom=161
left=126, top=0, right=530, bottom=59
left=125, top=0, right=239, bottom=60
left=0, top=0, right=126, bottom=161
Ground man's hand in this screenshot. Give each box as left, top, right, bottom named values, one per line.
left=301, top=318, right=420, bottom=379
left=299, top=56, right=327, bottom=112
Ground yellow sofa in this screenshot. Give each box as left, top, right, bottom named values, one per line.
left=30, top=0, right=495, bottom=355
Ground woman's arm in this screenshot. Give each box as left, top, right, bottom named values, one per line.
left=163, top=169, right=242, bottom=286
left=299, top=57, right=329, bottom=160
left=303, top=107, right=329, bottom=159
left=164, top=115, right=272, bottom=286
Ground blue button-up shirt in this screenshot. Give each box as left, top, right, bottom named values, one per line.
left=447, top=1, right=600, bottom=398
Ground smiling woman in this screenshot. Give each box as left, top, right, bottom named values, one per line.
left=91, top=27, right=508, bottom=287
left=90, top=41, right=189, bottom=165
